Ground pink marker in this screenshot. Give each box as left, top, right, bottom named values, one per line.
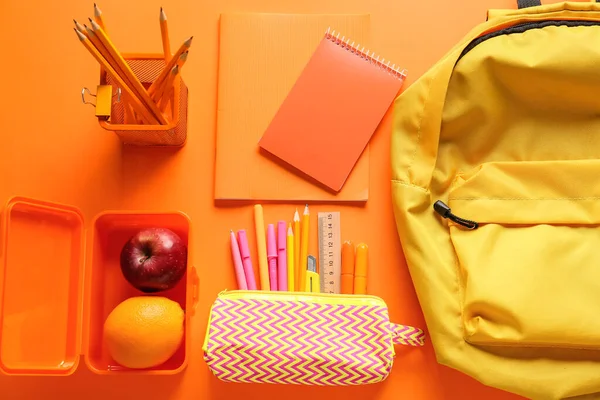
left=237, top=230, right=257, bottom=290
left=230, top=230, right=247, bottom=290
left=277, top=221, right=288, bottom=291
left=267, top=224, right=278, bottom=291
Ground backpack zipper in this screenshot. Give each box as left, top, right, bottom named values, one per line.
left=458, top=19, right=600, bottom=62
left=433, top=200, right=479, bottom=230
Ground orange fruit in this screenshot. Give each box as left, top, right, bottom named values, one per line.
left=104, top=296, right=184, bottom=369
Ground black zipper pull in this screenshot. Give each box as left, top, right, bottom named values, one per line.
left=433, top=200, right=479, bottom=230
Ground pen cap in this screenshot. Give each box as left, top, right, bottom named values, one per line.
left=267, top=224, right=277, bottom=257
left=277, top=221, right=287, bottom=249
left=237, top=229, right=251, bottom=258
left=341, top=241, right=355, bottom=275
left=354, top=243, right=368, bottom=277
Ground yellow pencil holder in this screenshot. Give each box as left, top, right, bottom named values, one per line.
left=90, top=54, right=189, bottom=147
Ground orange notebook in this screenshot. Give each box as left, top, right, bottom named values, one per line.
left=214, top=13, right=371, bottom=202
left=259, top=29, right=407, bottom=193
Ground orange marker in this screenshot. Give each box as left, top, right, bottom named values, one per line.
left=353, top=243, right=368, bottom=295
left=341, top=241, right=355, bottom=294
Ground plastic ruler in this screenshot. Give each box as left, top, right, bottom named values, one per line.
left=317, top=212, right=341, bottom=294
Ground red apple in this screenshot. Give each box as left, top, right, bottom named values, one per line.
left=120, top=227, right=187, bottom=293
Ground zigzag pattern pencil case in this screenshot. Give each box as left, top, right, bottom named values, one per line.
left=202, top=290, right=425, bottom=386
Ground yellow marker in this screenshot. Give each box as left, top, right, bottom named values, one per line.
left=254, top=204, right=269, bottom=290
left=298, top=204, right=310, bottom=292
left=293, top=209, right=300, bottom=290
left=306, top=255, right=320, bottom=293
left=286, top=224, right=295, bottom=291
left=354, top=243, right=368, bottom=295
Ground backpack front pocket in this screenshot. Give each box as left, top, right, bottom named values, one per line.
left=443, top=160, right=600, bottom=349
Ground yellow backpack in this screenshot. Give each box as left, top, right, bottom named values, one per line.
left=391, top=1, right=600, bottom=399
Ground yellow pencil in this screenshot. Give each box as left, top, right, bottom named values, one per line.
left=74, top=29, right=154, bottom=124
left=93, top=3, right=107, bottom=32
left=177, top=50, right=189, bottom=69
left=79, top=19, right=140, bottom=125
left=254, top=204, right=269, bottom=290
left=158, top=65, right=179, bottom=117
left=298, top=204, right=310, bottom=292
left=152, top=64, right=177, bottom=103
left=286, top=224, right=295, bottom=291
left=156, top=51, right=186, bottom=96
left=159, top=7, right=171, bottom=62
left=84, top=25, right=141, bottom=122
left=148, top=36, right=192, bottom=96
left=74, top=19, right=86, bottom=35
left=89, top=19, right=167, bottom=125
left=84, top=25, right=120, bottom=75
left=293, top=208, right=300, bottom=290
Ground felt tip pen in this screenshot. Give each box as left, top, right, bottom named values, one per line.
left=353, top=243, right=368, bottom=295
left=267, top=223, right=278, bottom=291
left=237, top=229, right=257, bottom=290
left=277, top=220, right=288, bottom=291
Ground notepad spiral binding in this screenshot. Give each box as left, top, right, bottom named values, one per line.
left=325, top=28, right=407, bottom=80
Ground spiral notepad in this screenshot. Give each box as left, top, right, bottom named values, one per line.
left=259, top=28, right=406, bottom=193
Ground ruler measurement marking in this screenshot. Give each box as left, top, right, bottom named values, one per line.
left=318, top=212, right=341, bottom=294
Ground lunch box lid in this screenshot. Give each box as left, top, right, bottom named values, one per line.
left=0, top=197, right=86, bottom=376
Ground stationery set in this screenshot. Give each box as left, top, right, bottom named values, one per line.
left=208, top=12, right=424, bottom=387
left=73, top=5, right=425, bottom=389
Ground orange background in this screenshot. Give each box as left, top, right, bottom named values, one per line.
left=0, top=0, right=526, bottom=398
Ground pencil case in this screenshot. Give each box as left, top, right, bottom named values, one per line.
left=202, top=290, right=425, bottom=386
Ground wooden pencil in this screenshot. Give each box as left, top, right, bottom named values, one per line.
left=74, top=19, right=87, bottom=35
left=74, top=28, right=156, bottom=124
left=84, top=25, right=127, bottom=83
left=177, top=50, right=188, bottom=70
left=90, top=19, right=168, bottom=124
left=151, top=64, right=176, bottom=104
left=147, top=36, right=192, bottom=96
left=152, top=52, right=186, bottom=103
left=93, top=3, right=106, bottom=32
left=160, top=7, right=171, bottom=62
left=159, top=65, right=179, bottom=116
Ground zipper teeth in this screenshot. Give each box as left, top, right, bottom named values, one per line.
left=458, top=19, right=600, bottom=61
left=219, top=289, right=383, bottom=301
